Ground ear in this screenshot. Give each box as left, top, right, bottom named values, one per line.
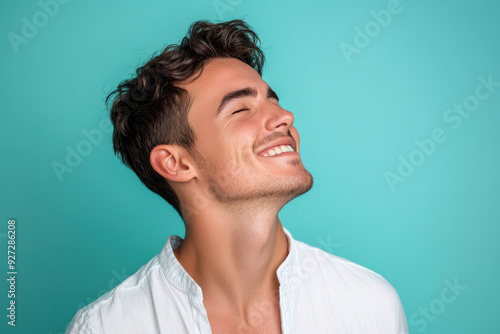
left=289, top=126, right=300, bottom=153
left=150, top=145, right=196, bottom=183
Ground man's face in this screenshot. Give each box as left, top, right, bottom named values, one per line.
left=183, top=57, right=312, bottom=205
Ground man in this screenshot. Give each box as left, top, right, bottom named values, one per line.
left=67, top=20, right=408, bottom=333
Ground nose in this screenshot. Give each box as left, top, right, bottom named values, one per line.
left=264, top=103, right=294, bottom=132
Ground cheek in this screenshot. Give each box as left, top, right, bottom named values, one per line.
left=190, top=116, right=218, bottom=153
left=230, top=119, right=258, bottom=147
left=195, top=117, right=260, bottom=166
left=216, top=126, right=255, bottom=165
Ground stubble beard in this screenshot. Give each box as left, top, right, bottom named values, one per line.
left=193, top=148, right=313, bottom=206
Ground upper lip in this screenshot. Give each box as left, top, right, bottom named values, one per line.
left=257, top=136, right=296, bottom=156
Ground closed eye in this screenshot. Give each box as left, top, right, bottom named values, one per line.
left=232, top=108, right=248, bottom=115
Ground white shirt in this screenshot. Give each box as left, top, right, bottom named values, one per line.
left=66, top=229, right=408, bottom=333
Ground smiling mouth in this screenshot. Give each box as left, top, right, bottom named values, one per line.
left=263, top=145, right=295, bottom=157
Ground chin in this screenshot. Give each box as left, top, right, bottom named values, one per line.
left=282, top=169, right=314, bottom=201
left=258, top=167, right=313, bottom=203
left=207, top=168, right=313, bottom=205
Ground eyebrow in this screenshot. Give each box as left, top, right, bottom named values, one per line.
left=217, top=86, right=279, bottom=115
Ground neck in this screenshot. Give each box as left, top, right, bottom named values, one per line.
left=174, top=199, right=289, bottom=313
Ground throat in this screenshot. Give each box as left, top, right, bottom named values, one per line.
left=206, top=292, right=283, bottom=334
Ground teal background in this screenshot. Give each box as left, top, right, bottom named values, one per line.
left=1, top=0, right=499, bottom=333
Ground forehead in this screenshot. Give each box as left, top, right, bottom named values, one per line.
left=182, top=57, right=264, bottom=112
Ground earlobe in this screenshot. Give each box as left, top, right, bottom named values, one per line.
left=150, top=145, right=195, bottom=183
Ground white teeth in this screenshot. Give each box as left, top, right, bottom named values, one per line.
left=264, top=144, right=295, bottom=156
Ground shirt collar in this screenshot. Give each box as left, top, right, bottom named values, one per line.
left=158, top=227, right=297, bottom=298
left=158, top=235, right=204, bottom=300
left=277, top=227, right=297, bottom=284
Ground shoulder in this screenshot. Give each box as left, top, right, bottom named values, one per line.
left=287, top=239, right=408, bottom=333
left=293, top=238, right=393, bottom=287
left=291, top=239, right=405, bottom=311
left=66, top=255, right=164, bottom=333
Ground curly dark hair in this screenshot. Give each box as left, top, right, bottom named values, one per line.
left=107, top=20, right=265, bottom=217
